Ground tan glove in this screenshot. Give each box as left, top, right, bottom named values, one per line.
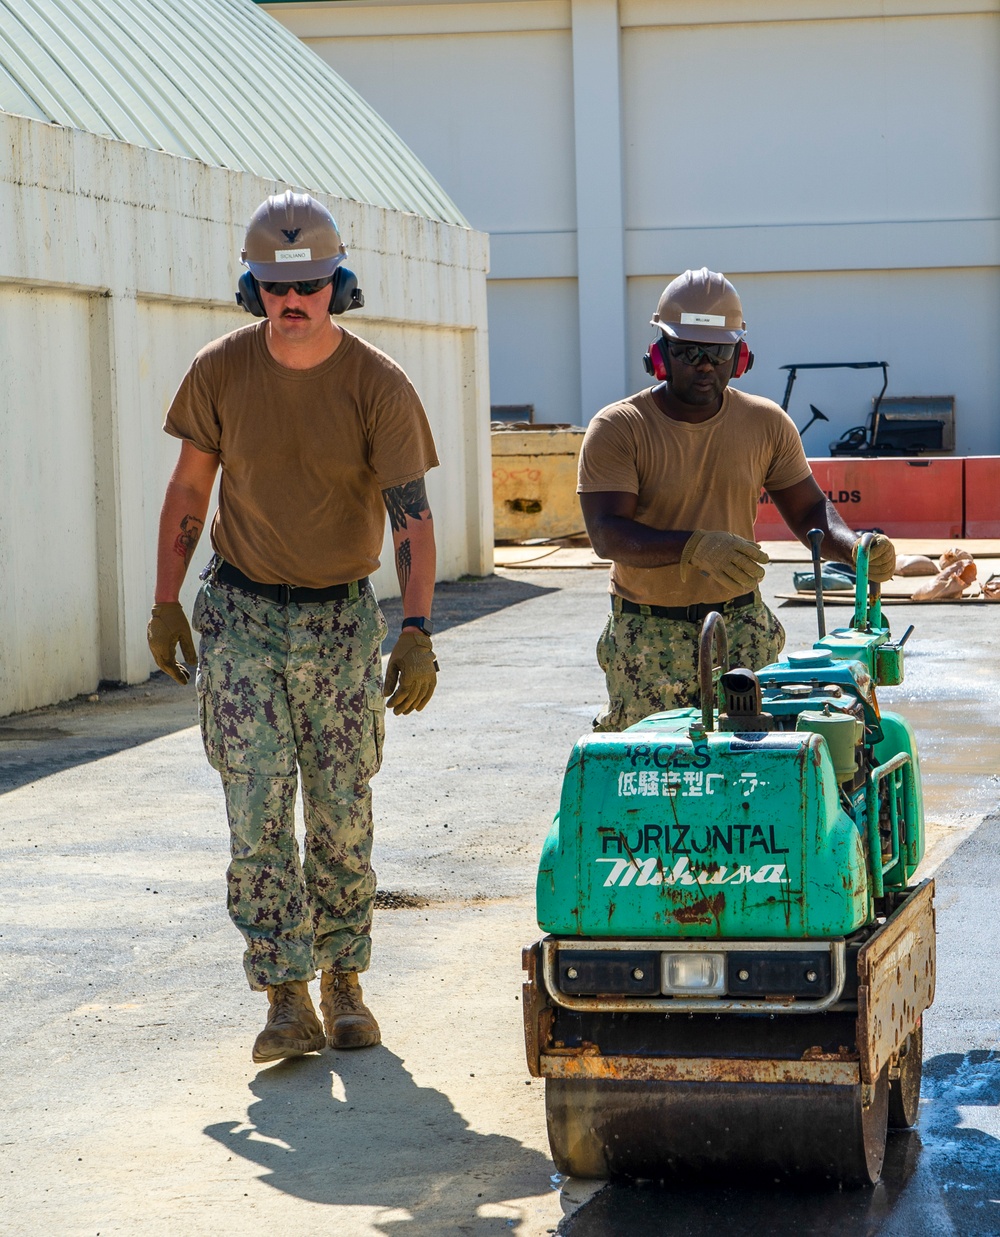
left=853, top=533, right=896, bottom=584
left=147, top=602, right=196, bottom=685
left=384, top=630, right=439, bottom=715
left=680, top=530, right=769, bottom=592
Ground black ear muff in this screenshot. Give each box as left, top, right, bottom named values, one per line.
left=329, top=266, right=365, bottom=315
left=643, top=337, right=669, bottom=382
left=732, top=341, right=754, bottom=379
left=236, top=271, right=266, bottom=317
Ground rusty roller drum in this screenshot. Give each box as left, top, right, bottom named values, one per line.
left=545, top=1071, right=890, bottom=1186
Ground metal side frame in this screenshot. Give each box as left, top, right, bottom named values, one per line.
left=858, top=878, right=935, bottom=1084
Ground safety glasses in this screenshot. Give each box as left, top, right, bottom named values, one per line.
left=259, top=275, right=335, bottom=297
left=667, top=340, right=737, bottom=366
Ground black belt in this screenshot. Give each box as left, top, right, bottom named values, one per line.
left=216, top=559, right=368, bottom=604
left=613, top=591, right=756, bottom=624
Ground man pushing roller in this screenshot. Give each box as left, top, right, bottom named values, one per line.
left=147, top=191, right=439, bottom=1062
left=579, top=267, right=896, bottom=731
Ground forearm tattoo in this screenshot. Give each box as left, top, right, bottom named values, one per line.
left=382, top=478, right=430, bottom=532
left=396, top=538, right=412, bottom=597
left=173, top=514, right=203, bottom=566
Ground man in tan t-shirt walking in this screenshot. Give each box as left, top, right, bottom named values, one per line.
left=578, top=268, right=896, bottom=731
left=147, top=191, right=440, bottom=1062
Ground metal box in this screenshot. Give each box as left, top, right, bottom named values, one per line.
left=872, top=396, right=955, bottom=452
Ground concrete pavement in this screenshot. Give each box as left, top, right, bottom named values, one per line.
left=1, top=563, right=998, bottom=1235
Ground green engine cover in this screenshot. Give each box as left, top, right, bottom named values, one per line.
left=536, top=715, right=871, bottom=940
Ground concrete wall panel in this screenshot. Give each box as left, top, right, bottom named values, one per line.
left=0, top=286, right=100, bottom=715
left=486, top=278, right=581, bottom=425
left=306, top=30, right=577, bottom=236
left=621, top=14, right=1000, bottom=229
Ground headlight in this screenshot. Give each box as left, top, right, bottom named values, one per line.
left=662, top=952, right=726, bottom=995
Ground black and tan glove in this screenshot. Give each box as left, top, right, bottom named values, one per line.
left=853, top=533, right=896, bottom=584
left=384, top=630, right=439, bottom=715
left=147, top=602, right=197, bottom=685
left=680, top=530, right=769, bottom=593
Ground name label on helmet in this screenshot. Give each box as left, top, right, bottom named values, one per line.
left=274, top=248, right=312, bottom=262
left=680, top=312, right=726, bottom=326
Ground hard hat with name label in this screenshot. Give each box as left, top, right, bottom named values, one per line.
left=241, top=190, right=347, bottom=282
left=651, top=268, right=746, bottom=343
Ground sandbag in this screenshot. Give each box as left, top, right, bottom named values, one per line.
left=912, top=562, right=970, bottom=601
left=895, top=555, right=937, bottom=576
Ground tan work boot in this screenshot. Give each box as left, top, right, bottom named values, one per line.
left=252, top=980, right=327, bottom=1064
left=320, top=970, right=381, bottom=1049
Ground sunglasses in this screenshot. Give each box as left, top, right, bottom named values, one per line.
left=667, top=340, right=737, bottom=366
left=258, top=275, right=335, bottom=297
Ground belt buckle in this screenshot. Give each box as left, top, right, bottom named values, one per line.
left=685, top=603, right=703, bottom=624
left=278, top=584, right=292, bottom=605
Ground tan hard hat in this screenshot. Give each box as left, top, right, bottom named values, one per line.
left=651, top=268, right=746, bottom=343
left=241, top=190, right=347, bottom=281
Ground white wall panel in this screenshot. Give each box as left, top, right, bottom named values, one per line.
left=628, top=268, right=1000, bottom=456
left=622, top=14, right=999, bottom=230
left=0, top=287, right=100, bottom=715
left=486, top=278, right=581, bottom=425
left=305, top=30, right=577, bottom=235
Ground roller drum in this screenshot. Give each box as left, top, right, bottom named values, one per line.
left=546, top=1072, right=888, bottom=1187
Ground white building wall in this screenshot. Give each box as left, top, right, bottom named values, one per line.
left=0, top=288, right=101, bottom=715
left=486, top=279, right=581, bottom=423
left=1, top=110, right=491, bottom=717
left=264, top=0, right=1000, bottom=447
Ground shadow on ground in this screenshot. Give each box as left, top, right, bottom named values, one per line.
left=557, top=1051, right=1000, bottom=1237
left=379, top=573, right=557, bottom=651
left=0, top=674, right=200, bottom=794
left=205, top=1047, right=554, bottom=1235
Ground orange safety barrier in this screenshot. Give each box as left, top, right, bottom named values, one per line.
left=963, top=457, right=1000, bottom=538
left=754, top=458, right=964, bottom=540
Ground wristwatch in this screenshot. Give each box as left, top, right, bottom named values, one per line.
left=401, top=616, right=433, bottom=636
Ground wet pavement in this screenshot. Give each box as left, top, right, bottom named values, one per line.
left=0, top=561, right=997, bottom=1235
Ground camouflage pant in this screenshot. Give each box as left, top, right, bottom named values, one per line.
left=192, top=574, right=387, bottom=991
left=594, top=596, right=785, bottom=732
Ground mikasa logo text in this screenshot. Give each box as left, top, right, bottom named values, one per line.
left=596, top=856, right=789, bottom=887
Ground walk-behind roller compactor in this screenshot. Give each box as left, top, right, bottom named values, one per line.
left=522, top=535, right=935, bottom=1184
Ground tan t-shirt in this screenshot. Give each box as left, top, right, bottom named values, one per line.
left=578, top=386, right=811, bottom=606
left=164, top=323, right=438, bottom=588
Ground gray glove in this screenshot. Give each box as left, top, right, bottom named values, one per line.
left=384, top=631, right=438, bottom=715
left=680, top=530, right=769, bottom=592
left=147, top=602, right=196, bottom=685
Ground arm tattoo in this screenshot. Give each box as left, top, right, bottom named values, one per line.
left=395, top=538, right=412, bottom=598
left=172, top=514, right=203, bottom=567
left=382, top=478, right=429, bottom=533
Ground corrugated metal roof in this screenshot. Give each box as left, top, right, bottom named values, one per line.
left=0, top=0, right=467, bottom=225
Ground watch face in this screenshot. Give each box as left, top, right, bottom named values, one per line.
left=402, top=617, right=432, bottom=636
